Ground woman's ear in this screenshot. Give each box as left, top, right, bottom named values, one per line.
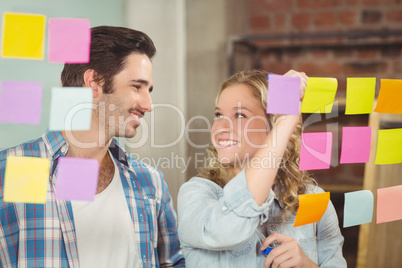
left=83, top=69, right=102, bottom=100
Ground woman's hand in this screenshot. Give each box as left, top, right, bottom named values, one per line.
left=273, top=70, right=308, bottom=129
left=282, top=69, right=308, bottom=100
left=261, top=233, right=318, bottom=268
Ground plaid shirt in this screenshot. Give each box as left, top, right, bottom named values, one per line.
left=0, top=130, right=184, bottom=268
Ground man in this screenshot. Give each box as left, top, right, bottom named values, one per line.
left=0, top=26, right=184, bottom=267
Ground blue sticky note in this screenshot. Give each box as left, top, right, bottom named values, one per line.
left=344, top=190, right=374, bottom=228
left=261, top=247, right=273, bottom=256
left=49, top=87, right=92, bottom=130
left=267, top=74, right=301, bottom=115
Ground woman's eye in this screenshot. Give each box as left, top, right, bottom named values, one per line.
left=235, top=113, right=246, bottom=118
left=214, top=112, right=223, bottom=119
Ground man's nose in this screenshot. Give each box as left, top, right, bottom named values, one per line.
left=138, top=91, right=153, bottom=112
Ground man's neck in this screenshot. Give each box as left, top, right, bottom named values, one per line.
left=61, top=130, right=116, bottom=194
left=60, top=129, right=113, bottom=163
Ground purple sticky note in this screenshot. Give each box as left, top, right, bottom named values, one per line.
left=299, top=132, right=332, bottom=170
left=340, top=127, right=371, bottom=164
left=267, top=74, right=301, bottom=115
left=48, top=18, right=91, bottom=63
left=0, top=81, right=42, bottom=124
left=54, top=157, right=99, bottom=201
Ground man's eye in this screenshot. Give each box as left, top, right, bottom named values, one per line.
left=132, top=85, right=141, bottom=90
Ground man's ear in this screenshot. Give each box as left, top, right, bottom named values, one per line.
left=83, top=69, right=102, bottom=100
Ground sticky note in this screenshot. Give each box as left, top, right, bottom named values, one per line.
left=374, top=79, right=402, bottom=114
left=48, top=18, right=91, bottom=63
left=54, top=157, right=99, bottom=201
left=340, top=127, right=371, bottom=164
left=375, top=128, right=402, bottom=165
left=4, top=156, right=50, bottom=204
left=266, top=74, right=301, bottom=115
left=345, top=77, right=376, bottom=114
left=344, top=190, right=374, bottom=228
left=377, top=185, right=402, bottom=224
left=294, top=192, right=330, bottom=227
left=49, top=87, right=93, bottom=131
left=1, top=12, right=46, bottom=59
left=0, top=81, right=43, bottom=124
left=299, top=132, right=332, bottom=170
left=301, top=77, right=337, bottom=114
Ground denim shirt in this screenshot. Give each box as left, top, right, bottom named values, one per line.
left=177, top=169, right=346, bottom=268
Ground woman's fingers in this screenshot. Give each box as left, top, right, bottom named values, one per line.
left=282, top=69, right=308, bottom=100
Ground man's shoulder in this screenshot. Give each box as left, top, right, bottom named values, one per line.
left=0, top=137, right=46, bottom=163
left=127, top=155, right=163, bottom=178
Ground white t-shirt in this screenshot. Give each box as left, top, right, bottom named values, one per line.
left=71, top=151, right=141, bottom=268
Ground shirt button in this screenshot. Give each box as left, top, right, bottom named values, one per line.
left=60, top=147, right=66, bottom=154
left=222, top=206, right=228, bottom=211
left=259, top=222, right=264, bottom=226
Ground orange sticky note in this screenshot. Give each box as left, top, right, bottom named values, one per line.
left=374, top=79, right=402, bottom=114
left=377, top=185, right=402, bottom=224
left=294, top=192, right=330, bottom=227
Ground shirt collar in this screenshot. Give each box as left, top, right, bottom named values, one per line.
left=42, top=130, right=68, bottom=158
left=43, top=130, right=130, bottom=166
left=109, top=138, right=129, bottom=166
left=272, top=184, right=286, bottom=209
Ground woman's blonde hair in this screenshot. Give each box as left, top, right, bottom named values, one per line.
left=198, top=69, right=316, bottom=219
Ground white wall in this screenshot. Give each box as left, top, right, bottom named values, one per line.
left=123, top=0, right=187, bottom=207
left=0, top=0, right=123, bottom=149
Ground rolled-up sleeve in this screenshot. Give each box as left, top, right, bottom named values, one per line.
left=178, top=170, right=272, bottom=251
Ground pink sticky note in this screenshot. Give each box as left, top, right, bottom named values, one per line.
left=48, top=18, right=91, bottom=63
left=299, top=132, right=332, bottom=170
left=267, top=74, right=301, bottom=115
left=340, top=127, right=372, bottom=164
left=377, top=185, right=402, bottom=224
left=54, top=157, right=99, bottom=201
left=0, top=81, right=42, bottom=124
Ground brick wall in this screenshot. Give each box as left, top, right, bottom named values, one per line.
left=248, top=0, right=402, bottom=33
left=234, top=0, right=402, bottom=96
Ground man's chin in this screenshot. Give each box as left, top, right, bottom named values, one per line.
left=115, top=129, right=137, bottom=139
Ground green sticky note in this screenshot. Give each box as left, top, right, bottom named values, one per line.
left=1, top=12, right=46, bottom=59
left=4, top=156, right=50, bottom=204
left=345, top=77, right=376, bottom=114
left=301, top=77, right=337, bottom=114
left=375, top=128, right=402, bottom=165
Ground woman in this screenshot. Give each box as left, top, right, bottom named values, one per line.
left=177, top=69, right=346, bottom=267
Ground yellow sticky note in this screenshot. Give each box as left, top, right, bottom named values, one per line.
left=375, top=128, right=402, bottom=165
left=294, top=192, right=330, bottom=227
left=374, top=79, right=402, bottom=114
left=1, top=12, right=46, bottom=59
left=345, top=77, right=376, bottom=114
left=4, top=156, right=50, bottom=204
left=301, top=78, right=337, bottom=114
